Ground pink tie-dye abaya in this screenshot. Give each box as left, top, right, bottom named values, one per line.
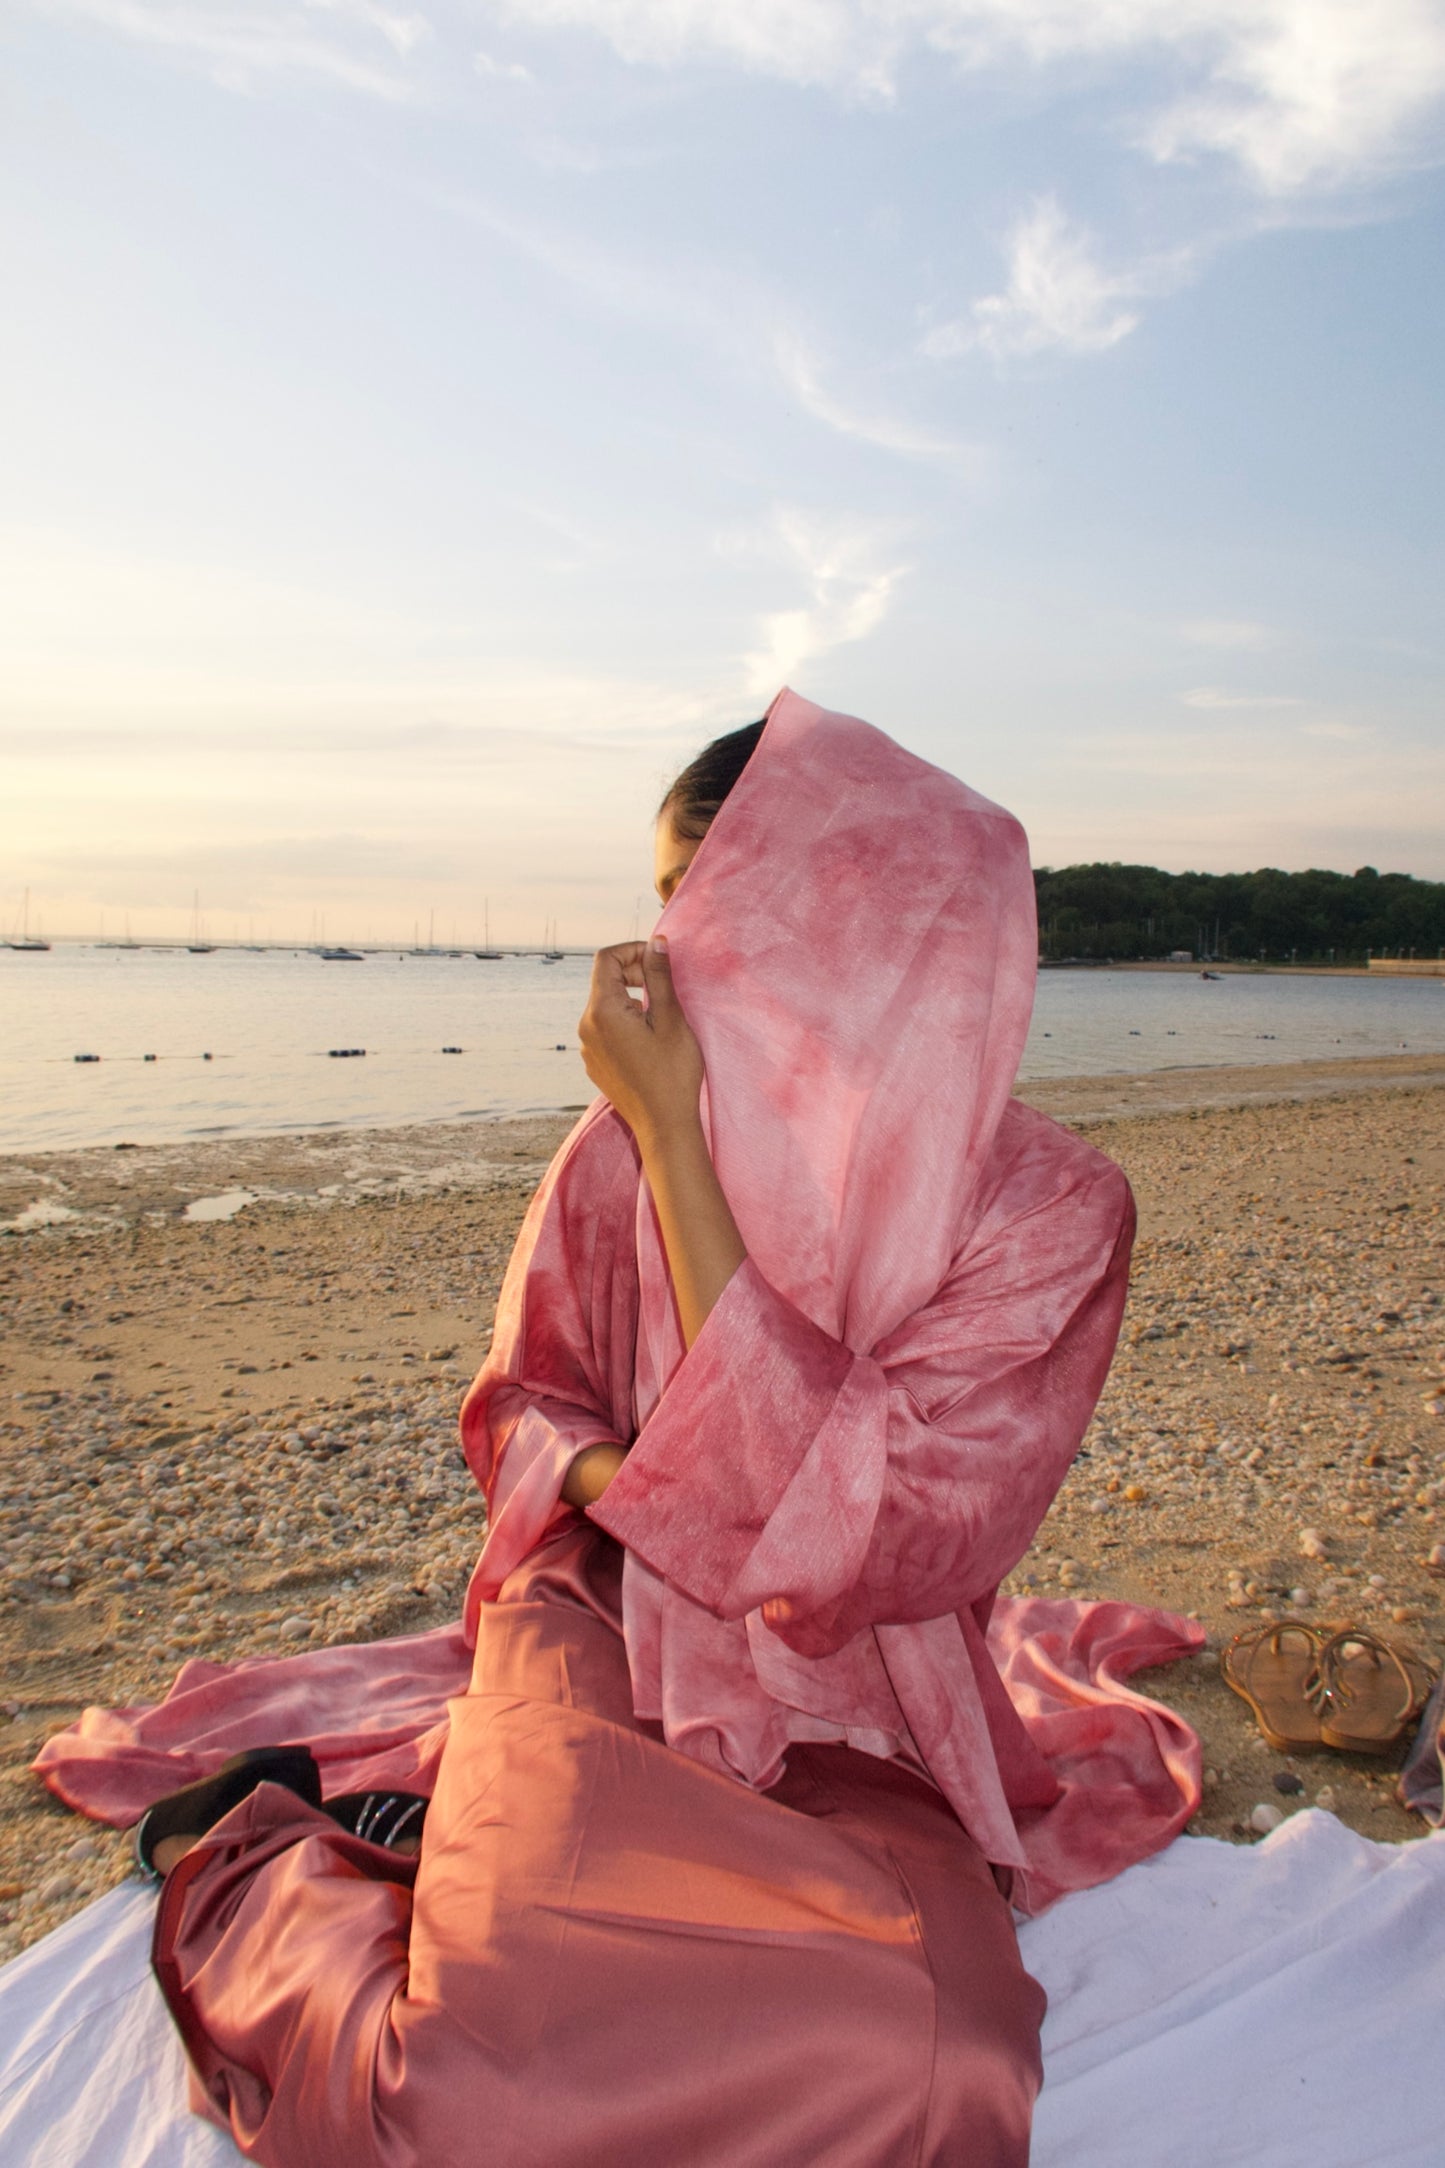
left=37, top=690, right=1204, bottom=2167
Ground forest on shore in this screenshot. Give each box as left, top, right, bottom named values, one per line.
left=1033, top=862, right=1445, bottom=963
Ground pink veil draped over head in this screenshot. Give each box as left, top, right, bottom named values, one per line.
left=645, top=685, right=1039, bottom=1364
left=469, top=688, right=1202, bottom=1909
left=36, top=688, right=1201, bottom=1915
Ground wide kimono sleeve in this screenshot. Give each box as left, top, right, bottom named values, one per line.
left=460, top=1101, right=641, bottom=1616
left=590, top=1115, right=1135, bottom=1661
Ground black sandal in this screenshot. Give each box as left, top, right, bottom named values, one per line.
left=325, top=1790, right=430, bottom=1851
left=134, top=1745, right=323, bottom=1881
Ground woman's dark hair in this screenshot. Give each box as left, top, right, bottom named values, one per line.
left=658, top=719, right=766, bottom=841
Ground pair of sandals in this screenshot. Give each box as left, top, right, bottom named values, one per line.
left=1222, top=1621, right=1432, bottom=1757
left=132, top=1745, right=429, bottom=1882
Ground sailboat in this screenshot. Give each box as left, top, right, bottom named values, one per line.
left=475, top=898, right=502, bottom=960
left=187, top=890, right=215, bottom=954
left=98, top=913, right=141, bottom=951
left=542, top=916, right=564, bottom=962
left=8, top=889, right=50, bottom=952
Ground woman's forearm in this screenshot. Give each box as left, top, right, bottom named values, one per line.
left=636, top=1112, right=747, bottom=1348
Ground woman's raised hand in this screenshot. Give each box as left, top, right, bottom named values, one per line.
left=579, top=936, right=704, bottom=1145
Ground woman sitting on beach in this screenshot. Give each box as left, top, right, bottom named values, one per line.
left=64, top=690, right=1198, bottom=2167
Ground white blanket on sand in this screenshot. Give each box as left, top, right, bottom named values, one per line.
left=1, top=1810, right=1440, bottom=2167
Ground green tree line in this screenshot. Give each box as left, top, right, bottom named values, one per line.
left=1033, top=863, right=1445, bottom=963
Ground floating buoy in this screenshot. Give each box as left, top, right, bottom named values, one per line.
left=327, top=1047, right=366, bottom=1059
left=1128, top=1029, right=1141, bottom=1036
left=441, top=1046, right=463, bottom=1054
left=143, top=1053, right=157, bottom=1063
left=202, top=1052, right=213, bottom=1061
left=553, top=1043, right=568, bottom=1051
left=73, top=1053, right=100, bottom=1064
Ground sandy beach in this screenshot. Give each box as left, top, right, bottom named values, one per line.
left=2, top=1054, right=1442, bottom=1958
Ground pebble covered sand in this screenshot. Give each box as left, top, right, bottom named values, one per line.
left=1, top=1056, right=1442, bottom=1959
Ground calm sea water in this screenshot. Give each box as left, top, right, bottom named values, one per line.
left=3, top=945, right=1443, bottom=1155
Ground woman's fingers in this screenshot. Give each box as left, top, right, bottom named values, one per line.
left=639, top=934, right=677, bottom=1020
left=578, top=934, right=702, bottom=1139
left=589, top=941, right=647, bottom=1002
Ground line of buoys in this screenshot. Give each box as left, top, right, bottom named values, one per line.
left=46, top=1050, right=228, bottom=1068
left=441, top=1046, right=463, bottom=1054
left=328, top=1047, right=367, bottom=1059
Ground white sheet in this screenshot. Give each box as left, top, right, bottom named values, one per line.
left=2, top=1811, right=1440, bottom=2166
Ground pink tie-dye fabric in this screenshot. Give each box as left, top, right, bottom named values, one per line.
left=37, top=688, right=1200, bottom=1915
left=464, top=688, right=1201, bottom=1911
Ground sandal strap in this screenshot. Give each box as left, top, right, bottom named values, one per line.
left=1315, top=1628, right=1421, bottom=1720
left=326, top=1790, right=430, bottom=1850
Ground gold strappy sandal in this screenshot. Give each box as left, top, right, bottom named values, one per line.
left=1308, top=1628, right=1432, bottom=1757
left=1221, top=1622, right=1327, bottom=1753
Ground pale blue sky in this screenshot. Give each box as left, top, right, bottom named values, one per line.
left=4, top=0, right=1443, bottom=944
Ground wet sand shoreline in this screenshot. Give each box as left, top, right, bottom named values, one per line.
left=2, top=1053, right=1442, bottom=1956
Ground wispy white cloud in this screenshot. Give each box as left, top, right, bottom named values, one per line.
left=1137, top=0, right=1445, bottom=196
left=773, top=333, right=987, bottom=467
left=496, top=1, right=1445, bottom=196
left=923, top=196, right=1149, bottom=361
left=421, top=187, right=981, bottom=472
left=1180, top=686, right=1304, bottom=710
left=496, top=0, right=885, bottom=97
left=26, top=0, right=431, bottom=94
left=34, top=2, right=1445, bottom=200
left=727, top=508, right=909, bottom=697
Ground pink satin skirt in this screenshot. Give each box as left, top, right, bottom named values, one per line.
left=152, top=1591, right=1045, bottom=2167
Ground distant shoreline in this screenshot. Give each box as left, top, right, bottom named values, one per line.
left=1042, top=960, right=1376, bottom=976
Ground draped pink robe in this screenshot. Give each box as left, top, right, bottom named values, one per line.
left=36, top=690, right=1204, bottom=2165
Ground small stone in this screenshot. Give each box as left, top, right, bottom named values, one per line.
left=1426, top=1545, right=1445, bottom=1574
left=278, top=1615, right=311, bottom=1641
left=0, top=1882, right=24, bottom=1902
left=1249, top=1802, right=1285, bottom=1834
left=1298, top=1528, right=1328, bottom=1561
left=1124, top=1484, right=1147, bottom=1503
left=1391, top=1606, right=1413, bottom=1624
left=1315, top=1786, right=1338, bottom=1813
left=32, top=1871, right=78, bottom=1905
left=1272, top=1771, right=1305, bottom=1796
left=1368, top=1574, right=1386, bottom=1589
left=1289, top=1588, right=1310, bottom=1608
